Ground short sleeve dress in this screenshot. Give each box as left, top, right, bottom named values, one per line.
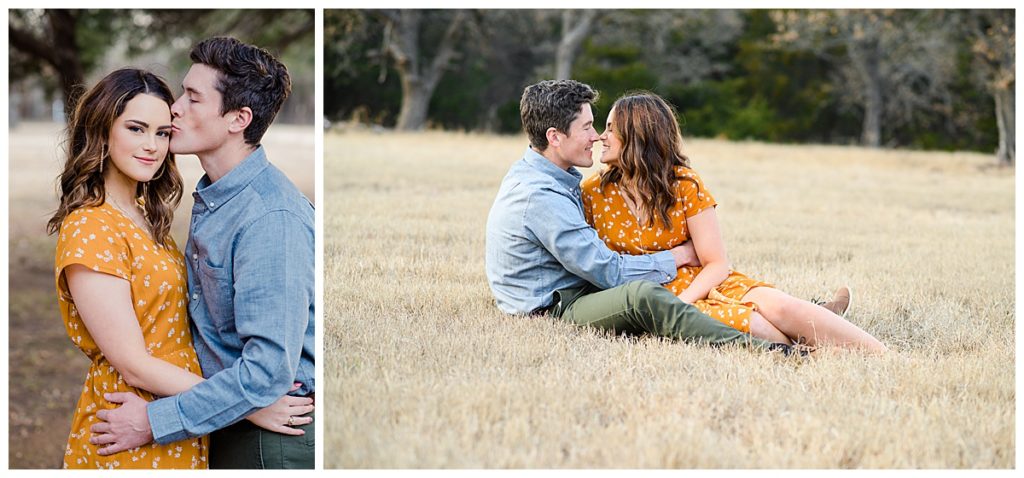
left=581, top=166, right=772, bottom=333
left=54, top=203, right=208, bottom=469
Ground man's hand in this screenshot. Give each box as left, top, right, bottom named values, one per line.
left=669, top=241, right=701, bottom=268
left=90, top=392, right=154, bottom=455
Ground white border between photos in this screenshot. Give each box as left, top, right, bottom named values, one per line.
left=2, top=6, right=10, bottom=471
left=314, top=5, right=325, bottom=473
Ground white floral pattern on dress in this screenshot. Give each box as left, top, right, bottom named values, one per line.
left=581, top=166, right=773, bottom=333
left=54, top=203, right=208, bottom=469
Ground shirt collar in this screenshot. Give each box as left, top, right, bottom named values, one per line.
left=521, top=146, right=582, bottom=190
left=194, top=146, right=269, bottom=211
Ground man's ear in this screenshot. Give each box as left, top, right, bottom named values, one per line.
left=227, top=107, right=254, bottom=135
left=545, top=127, right=561, bottom=149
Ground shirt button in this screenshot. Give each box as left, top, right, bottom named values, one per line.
left=192, top=253, right=198, bottom=260
left=192, top=293, right=199, bottom=300
left=209, top=202, right=215, bottom=208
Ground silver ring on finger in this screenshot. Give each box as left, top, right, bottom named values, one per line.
left=288, top=416, right=295, bottom=427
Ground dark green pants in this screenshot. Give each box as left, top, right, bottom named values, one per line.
left=209, top=411, right=314, bottom=469
left=552, top=280, right=775, bottom=350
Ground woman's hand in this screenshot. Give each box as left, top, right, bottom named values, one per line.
left=246, top=382, right=315, bottom=435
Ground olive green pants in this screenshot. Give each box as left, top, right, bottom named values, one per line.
left=552, top=280, right=775, bottom=349
left=209, top=410, right=314, bottom=469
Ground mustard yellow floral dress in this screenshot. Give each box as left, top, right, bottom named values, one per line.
left=581, top=167, right=772, bottom=333
left=54, top=203, right=208, bottom=469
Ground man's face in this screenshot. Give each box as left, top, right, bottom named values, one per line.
left=169, top=64, right=232, bottom=155
left=551, top=103, right=599, bottom=169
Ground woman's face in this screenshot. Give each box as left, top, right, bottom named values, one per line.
left=106, top=93, right=172, bottom=183
left=598, top=106, right=622, bottom=166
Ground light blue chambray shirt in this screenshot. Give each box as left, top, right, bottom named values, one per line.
left=147, top=146, right=315, bottom=444
left=485, top=147, right=677, bottom=315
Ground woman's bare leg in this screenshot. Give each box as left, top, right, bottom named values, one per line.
left=748, top=311, right=792, bottom=345
left=742, top=287, right=887, bottom=353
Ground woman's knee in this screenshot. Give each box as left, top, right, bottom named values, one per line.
left=775, top=295, right=807, bottom=320
left=749, top=288, right=799, bottom=320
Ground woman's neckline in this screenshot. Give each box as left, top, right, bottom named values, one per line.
left=616, top=185, right=651, bottom=227
left=101, top=200, right=157, bottom=245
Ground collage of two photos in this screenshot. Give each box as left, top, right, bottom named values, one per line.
left=6, top=7, right=1018, bottom=471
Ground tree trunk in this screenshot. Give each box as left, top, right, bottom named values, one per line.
left=396, top=75, right=431, bottom=130
left=384, top=10, right=466, bottom=131
left=966, top=10, right=1014, bottom=165
left=480, top=103, right=500, bottom=132
left=48, top=11, right=84, bottom=119
left=849, top=40, right=883, bottom=148
left=994, top=86, right=1014, bottom=166
left=861, top=79, right=883, bottom=148
left=555, top=10, right=598, bottom=80
left=9, top=10, right=84, bottom=120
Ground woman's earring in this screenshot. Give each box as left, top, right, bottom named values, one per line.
left=99, top=145, right=107, bottom=174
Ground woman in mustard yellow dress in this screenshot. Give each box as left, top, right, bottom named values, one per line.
left=581, top=93, right=885, bottom=352
left=47, top=69, right=309, bottom=469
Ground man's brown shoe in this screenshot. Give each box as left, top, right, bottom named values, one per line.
left=820, top=286, right=852, bottom=318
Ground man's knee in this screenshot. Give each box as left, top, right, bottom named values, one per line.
left=624, top=280, right=660, bottom=295
left=623, top=280, right=691, bottom=318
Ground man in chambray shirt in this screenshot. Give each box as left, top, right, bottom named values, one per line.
left=90, top=37, right=315, bottom=468
left=486, top=79, right=785, bottom=351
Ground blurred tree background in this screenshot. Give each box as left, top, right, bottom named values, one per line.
left=9, top=9, right=315, bottom=126
left=326, top=9, right=1014, bottom=165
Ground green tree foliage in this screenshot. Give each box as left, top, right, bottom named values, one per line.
left=325, top=10, right=402, bottom=125
left=575, top=44, right=658, bottom=129
left=324, top=9, right=1007, bottom=156
left=10, top=9, right=314, bottom=122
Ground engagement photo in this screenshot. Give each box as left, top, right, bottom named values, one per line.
left=8, top=9, right=316, bottom=469
left=325, top=9, right=1014, bottom=468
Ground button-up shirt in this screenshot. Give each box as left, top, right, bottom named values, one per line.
left=485, top=147, right=676, bottom=315
left=148, top=146, right=315, bottom=444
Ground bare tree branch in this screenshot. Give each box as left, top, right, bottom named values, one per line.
left=8, top=25, right=57, bottom=66
left=555, top=9, right=598, bottom=79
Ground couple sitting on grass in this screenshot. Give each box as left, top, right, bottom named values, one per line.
left=486, top=79, right=885, bottom=355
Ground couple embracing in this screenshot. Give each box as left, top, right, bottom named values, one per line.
left=486, top=79, right=885, bottom=354
left=48, top=37, right=315, bottom=469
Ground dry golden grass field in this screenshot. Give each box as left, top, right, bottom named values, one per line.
left=7, top=121, right=314, bottom=468
left=325, top=130, right=1014, bottom=468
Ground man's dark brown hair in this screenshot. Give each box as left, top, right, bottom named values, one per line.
left=190, top=36, right=291, bottom=145
left=519, top=79, right=598, bottom=151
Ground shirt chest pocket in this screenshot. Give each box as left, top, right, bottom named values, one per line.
left=196, top=259, right=235, bottom=332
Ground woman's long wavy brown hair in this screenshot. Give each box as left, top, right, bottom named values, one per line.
left=599, top=92, right=697, bottom=231
left=46, top=68, right=183, bottom=247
